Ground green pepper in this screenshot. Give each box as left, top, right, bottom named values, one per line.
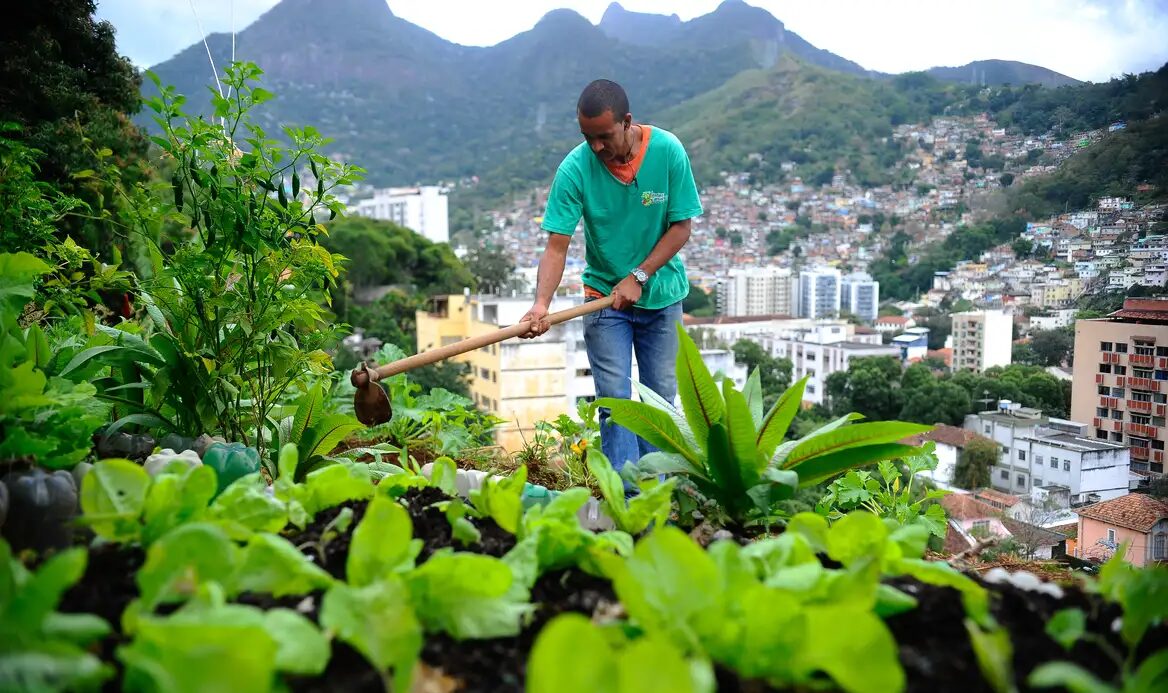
left=201, top=442, right=262, bottom=495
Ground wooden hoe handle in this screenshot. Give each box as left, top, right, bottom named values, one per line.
left=367, top=295, right=615, bottom=381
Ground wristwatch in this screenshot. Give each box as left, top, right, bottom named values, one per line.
left=630, top=267, right=648, bottom=285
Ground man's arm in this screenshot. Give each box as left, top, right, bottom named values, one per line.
left=518, top=233, right=571, bottom=338
left=610, top=218, right=692, bottom=310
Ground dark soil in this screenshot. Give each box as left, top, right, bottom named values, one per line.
left=884, top=574, right=1147, bottom=693
left=418, top=568, right=619, bottom=693
left=281, top=487, right=516, bottom=581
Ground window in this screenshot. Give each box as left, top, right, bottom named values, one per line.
left=984, top=424, right=992, bottom=434
left=1134, top=368, right=1154, bottom=379
left=1112, top=409, right=1124, bottom=420
left=575, top=368, right=592, bottom=377
left=1116, top=342, right=1129, bottom=354
left=1098, top=385, right=1110, bottom=395
left=491, top=371, right=497, bottom=383
left=1157, top=370, right=1168, bottom=381
left=1036, top=455, right=1044, bottom=464
left=1115, top=366, right=1127, bottom=375
left=479, top=367, right=490, bottom=380
left=1099, top=363, right=1112, bottom=374
left=1154, top=439, right=1166, bottom=450
left=1018, top=450, right=1026, bottom=461
left=999, top=470, right=1009, bottom=480
left=1132, top=414, right=1151, bottom=426
left=972, top=520, right=989, bottom=532
left=1096, top=428, right=1108, bottom=439
left=1112, top=431, right=1124, bottom=442
left=1158, top=346, right=1168, bottom=357
left=1133, top=391, right=1153, bottom=403
left=1107, top=529, right=1116, bottom=544
left=1016, top=474, right=1026, bottom=488
left=1112, top=387, right=1126, bottom=397
left=1155, top=533, right=1167, bottom=561
left=1050, top=457, right=1058, bottom=469
left=1101, top=341, right=1113, bottom=352
left=1063, top=461, right=1071, bottom=471
left=1155, top=417, right=1167, bottom=427
left=1097, top=407, right=1109, bottom=417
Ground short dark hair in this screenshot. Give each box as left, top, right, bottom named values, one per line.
left=577, top=79, right=629, bottom=120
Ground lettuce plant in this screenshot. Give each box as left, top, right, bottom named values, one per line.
left=605, top=325, right=931, bottom=528
left=587, top=450, right=675, bottom=535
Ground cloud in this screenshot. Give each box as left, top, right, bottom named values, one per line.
left=95, top=0, right=1168, bottom=80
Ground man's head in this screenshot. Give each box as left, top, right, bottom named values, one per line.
left=577, top=79, right=634, bottom=163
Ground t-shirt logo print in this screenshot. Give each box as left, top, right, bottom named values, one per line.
left=641, top=191, right=667, bottom=207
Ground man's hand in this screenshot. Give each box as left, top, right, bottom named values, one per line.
left=518, top=303, right=550, bottom=339
left=611, top=275, right=643, bottom=311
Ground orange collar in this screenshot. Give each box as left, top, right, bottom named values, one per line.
left=604, top=124, right=651, bottom=184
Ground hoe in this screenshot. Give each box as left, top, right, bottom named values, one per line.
left=351, top=295, right=614, bottom=425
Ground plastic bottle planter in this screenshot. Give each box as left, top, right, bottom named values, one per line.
left=201, top=442, right=262, bottom=496
left=143, top=449, right=203, bottom=476
left=0, top=468, right=79, bottom=552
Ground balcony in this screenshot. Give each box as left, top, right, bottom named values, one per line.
left=1157, top=450, right=1166, bottom=464
left=1132, top=446, right=1150, bottom=460
left=1130, top=354, right=1155, bottom=367
left=1093, top=417, right=1103, bottom=428
left=1126, top=422, right=1160, bottom=438
left=1104, top=352, right=1123, bottom=365
left=1113, top=419, right=1124, bottom=432
left=1100, top=396, right=1120, bottom=409
left=1128, top=399, right=1153, bottom=414
left=1158, top=356, right=1168, bottom=370
left=1129, top=377, right=1161, bottom=392
left=1118, top=376, right=1127, bottom=388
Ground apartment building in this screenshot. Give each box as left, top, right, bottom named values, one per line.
left=715, top=266, right=794, bottom=317
left=352, top=186, right=449, bottom=244
left=797, top=266, right=842, bottom=319
left=840, top=272, right=880, bottom=323
left=417, top=293, right=745, bottom=452
left=765, top=322, right=900, bottom=406
left=951, top=309, right=1013, bottom=372
left=1071, top=298, right=1168, bottom=476
left=965, top=404, right=1130, bottom=505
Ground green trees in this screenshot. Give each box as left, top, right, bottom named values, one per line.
left=321, top=217, right=473, bottom=295
left=1017, top=329, right=1074, bottom=367
left=682, top=284, right=715, bottom=317
left=954, top=437, right=997, bottom=490
left=464, top=245, right=519, bottom=295
left=0, top=0, right=149, bottom=259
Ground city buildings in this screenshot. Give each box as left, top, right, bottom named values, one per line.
left=1071, top=298, right=1168, bottom=476
left=352, top=186, right=450, bottom=244
left=964, top=404, right=1131, bottom=505
left=715, top=266, right=793, bottom=317
left=1073, top=494, right=1168, bottom=565
left=765, top=321, right=899, bottom=406
left=797, top=266, right=842, bottom=319
left=840, top=272, right=880, bottom=323
left=951, top=309, right=1013, bottom=372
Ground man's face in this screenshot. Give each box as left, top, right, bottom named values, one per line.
left=578, top=109, right=630, bottom=163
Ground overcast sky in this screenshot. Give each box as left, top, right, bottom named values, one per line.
left=95, top=0, right=1168, bottom=83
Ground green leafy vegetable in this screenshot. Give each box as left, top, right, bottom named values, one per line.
left=320, top=578, right=421, bottom=692
left=79, top=458, right=150, bottom=543
left=347, top=495, right=421, bottom=586
left=403, top=552, right=534, bottom=639
left=468, top=465, right=527, bottom=534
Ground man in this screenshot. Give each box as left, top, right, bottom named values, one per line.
left=519, top=79, right=703, bottom=474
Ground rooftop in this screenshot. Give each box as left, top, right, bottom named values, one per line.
left=940, top=493, right=1002, bottom=522
left=1001, top=517, right=1068, bottom=546
left=974, top=488, right=1023, bottom=508
left=837, top=341, right=899, bottom=352
left=683, top=313, right=795, bottom=326
left=903, top=423, right=987, bottom=449
left=1021, top=432, right=1129, bottom=452
left=1075, top=493, right=1168, bottom=533
left=1105, top=297, right=1168, bottom=324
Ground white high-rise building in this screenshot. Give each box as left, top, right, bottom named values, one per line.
left=951, top=309, right=1014, bottom=372
left=841, top=272, right=880, bottom=323
left=797, top=267, right=842, bottom=319
left=352, top=186, right=449, bottom=244
left=716, top=267, right=794, bottom=317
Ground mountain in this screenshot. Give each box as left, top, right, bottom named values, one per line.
left=598, top=2, right=681, bottom=46
left=925, top=59, right=1080, bottom=88
left=140, top=0, right=1106, bottom=200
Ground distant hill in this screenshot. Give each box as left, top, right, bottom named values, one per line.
left=925, top=59, right=1080, bottom=88
left=597, top=2, right=681, bottom=46
left=1009, top=114, right=1168, bottom=218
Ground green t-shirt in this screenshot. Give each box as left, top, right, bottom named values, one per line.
left=540, top=126, right=703, bottom=310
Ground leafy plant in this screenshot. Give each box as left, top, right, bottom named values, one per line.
left=1028, top=546, right=1168, bottom=693
left=588, top=449, right=675, bottom=535
left=0, top=252, right=109, bottom=470
left=0, top=539, right=113, bottom=692
left=611, top=325, right=930, bottom=528
left=816, top=442, right=950, bottom=537
left=266, top=380, right=363, bottom=482
left=71, top=62, right=362, bottom=449
left=527, top=613, right=713, bottom=693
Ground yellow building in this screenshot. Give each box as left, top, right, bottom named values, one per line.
left=415, top=293, right=594, bottom=452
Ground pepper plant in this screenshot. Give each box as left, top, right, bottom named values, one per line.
left=63, top=62, right=362, bottom=450
left=605, top=325, right=931, bottom=529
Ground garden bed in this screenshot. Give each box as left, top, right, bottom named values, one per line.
left=43, top=478, right=1164, bottom=693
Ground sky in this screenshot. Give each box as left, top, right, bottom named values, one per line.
left=95, top=0, right=1168, bottom=83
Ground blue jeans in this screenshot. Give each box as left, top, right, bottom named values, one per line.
left=583, top=298, right=682, bottom=476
